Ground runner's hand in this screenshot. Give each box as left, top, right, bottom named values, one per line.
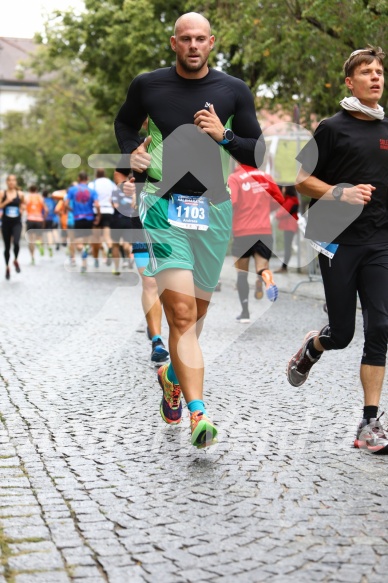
left=122, top=177, right=136, bottom=198
left=130, top=136, right=152, bottom=173
left=341, top=184, right=375, bottom=205
left=193, top=104, right=224, bottom=142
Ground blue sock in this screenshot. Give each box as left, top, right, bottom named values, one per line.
left=187, top=400, right=207, bottom=415
left=152, top=335, right=162, bottom=343
left=166, top=363, right=179, bottom=385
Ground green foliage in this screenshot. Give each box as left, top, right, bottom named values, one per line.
left=37, top=0, right=388, bottom=125
left=1, top=0, right=387, bottom=184
left=39, top=0, right=188, bottom=117
left=0, top=52, right=115, bottom=189
left=204, top=0, right=388, bottom=122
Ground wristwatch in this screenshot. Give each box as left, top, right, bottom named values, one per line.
left=332, top=185, right=344, bottom=201
left=218, top=128, right=234, bottom=145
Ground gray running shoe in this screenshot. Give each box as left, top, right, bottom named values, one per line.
left=354, top=413, right=388, bottom=454
left=287, top=330, right=320, bottom=387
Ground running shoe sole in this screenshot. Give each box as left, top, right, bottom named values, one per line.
left=236, top=317, right=250, bottom=324
left=150, top=358, right=170, bottom=369
left=266, top=284, right=278, bottom=302
left=191, top=418, right=218, bottom=448
left=286, top=330, right=319, bottom=387
left=354, top=439, right=388, bottom=454
left=260, top=270, right=278, bottom=302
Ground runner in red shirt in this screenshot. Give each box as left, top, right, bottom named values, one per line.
left=229, top=164, right=284, bottom=322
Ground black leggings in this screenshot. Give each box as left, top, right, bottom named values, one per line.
left=1, top=220, right=22, bottom=266
left=318, top=242, right=388, bottom=366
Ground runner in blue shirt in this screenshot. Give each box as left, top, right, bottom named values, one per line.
left=65, top=171, right=100, bottom=273
left=43, top=190, right=59, bottom=256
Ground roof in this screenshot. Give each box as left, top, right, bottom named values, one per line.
left=0, top=37, right=39, bottom=86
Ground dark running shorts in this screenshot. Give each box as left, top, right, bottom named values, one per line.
left=95, top=214, right=113, bottom=228
left=26, top=221, right=44, bottom=232
left=74, top=218, right=95, bottom=239
left=110, top=217, right=135, bottom=244
left=232, top=234, right=273, bottom=261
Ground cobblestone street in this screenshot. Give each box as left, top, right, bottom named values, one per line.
left=1, top=247, right=387, bottom=583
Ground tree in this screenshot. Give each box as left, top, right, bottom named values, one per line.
left=0, top=53, right=115, bottom=190
left=38, top=0, right=388, bottom=125
left=39, top=0, right=187, bottom=118
left=205, top=0, right=388, bottom=121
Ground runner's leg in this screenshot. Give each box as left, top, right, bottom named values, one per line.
left=156, top=268, right=209, bottom=404
left=234, top=256, right=250, bottom=321
left=138, top=267, right=163, bottom=338
left=2, top=223, right=11, bottom=267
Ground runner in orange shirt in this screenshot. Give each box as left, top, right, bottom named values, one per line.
left=25, top=185, right=47, bottom=264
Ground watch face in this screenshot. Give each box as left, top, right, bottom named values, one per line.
left=224, top=129, right=234, bottom=141
left=333, top=186, right=343, bottom=200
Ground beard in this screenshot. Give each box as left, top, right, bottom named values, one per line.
left=177, top=52, right=208, bottom=74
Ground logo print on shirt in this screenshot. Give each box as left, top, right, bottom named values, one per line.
left=242, top=182, right=251, bottom=191
left=75, top=189, right=91, bottom=203
left=380, top=139, right=388, bottom=150
left=204, top=102, right=212, bottom=109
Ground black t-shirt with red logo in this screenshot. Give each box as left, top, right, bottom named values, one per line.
left=298, top=110, right=388, bottom=244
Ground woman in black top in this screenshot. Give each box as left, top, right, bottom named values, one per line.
left=0, top=175, right=24, bottom=280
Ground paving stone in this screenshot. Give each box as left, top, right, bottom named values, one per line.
left=13, top=571, right=70, bottom=583
left=0, top=249, right=387, bottom=581
left=8, top=550, right=64, bottom=571
left=68, top=565, right=105, bottom=578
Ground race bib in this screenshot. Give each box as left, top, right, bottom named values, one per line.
left=5, top=206, right=20, bottom=218
left=168, top=194, right=209, bottom=231
left=310, top=240, right=339, bottom=259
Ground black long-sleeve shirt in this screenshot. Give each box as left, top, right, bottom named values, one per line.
left=114, top=66, right=265, bottom=203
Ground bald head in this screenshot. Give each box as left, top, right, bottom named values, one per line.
left=171, top=12, right=214, bottom=79
left=174, top=12, right=211, bottom=36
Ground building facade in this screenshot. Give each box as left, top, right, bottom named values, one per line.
left=0, top=37, right=40, bottom=187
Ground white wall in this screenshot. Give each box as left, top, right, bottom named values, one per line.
left=0, top=85, right=39, bottom=116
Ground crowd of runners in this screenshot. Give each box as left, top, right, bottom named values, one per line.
left=2, top=11, right=388, bottom=455
left=0, top=163, right=289, bottom=349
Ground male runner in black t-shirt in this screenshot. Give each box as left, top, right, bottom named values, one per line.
left=115, top=12, right=265, bottom=448
left=286, top=46, right=388, bottom=454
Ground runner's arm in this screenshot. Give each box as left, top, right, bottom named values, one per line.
left=113, top=170, right=136, bottom=200
left=114, top=75, right=148, bottom=154
left=0, top=191, right=8, bottom=208
left=225, top=83, right=265, bottom=168
left=43, top=200, right=49, bottom=219
left=93, top=198, right=101, bottom=225
left=113, top=170, right=130, bottom=186
left=267, top=180, right=285, bottom=208
left=297, top=168, right=373, bottom=204
left=64, top=191, right=71, bottom=212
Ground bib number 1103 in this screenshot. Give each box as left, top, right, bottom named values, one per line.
left=168, top=194, right=210, bottom=231
left=176, top=205, right=205, bottom=220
